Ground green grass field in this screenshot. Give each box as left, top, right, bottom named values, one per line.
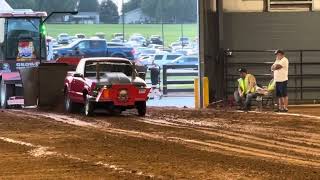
left=46, top=24, right=198, bottom=46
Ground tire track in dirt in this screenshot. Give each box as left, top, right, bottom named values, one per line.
left=0, top=136, right=156, bottom=179
left=167, top=137, right=320, bottom=167
left=9, top=110, right=320, bottom=169
left=138, top=117, right=320, bottom=150
left=136, top=117, right=320, bottom=164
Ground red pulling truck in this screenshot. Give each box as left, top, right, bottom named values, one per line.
left=64, top=57, right=150, bottom=116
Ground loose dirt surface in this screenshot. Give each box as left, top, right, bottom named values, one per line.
left=0, top=107, right=319, bottom=179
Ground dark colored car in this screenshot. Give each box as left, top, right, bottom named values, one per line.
left=53, top=39, right=135, bottom=60
left=148, top=37, right=163, bottom=45
left=64, top=58, right=150, bottom=116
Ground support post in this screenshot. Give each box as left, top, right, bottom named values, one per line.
left=198, top=0, right=206, bottom=108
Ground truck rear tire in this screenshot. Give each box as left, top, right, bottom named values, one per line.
left=84, top=95, right=95, bottom=116
left=0, top=80, right=14, bottom=109
left=136, top=101, right=147, bottom=116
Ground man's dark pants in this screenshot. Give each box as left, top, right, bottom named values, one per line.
left=276, top=81, right=288, bottom=98
left=234, top=91, right=256, bottom=109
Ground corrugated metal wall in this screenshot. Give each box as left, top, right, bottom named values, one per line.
left=221, top=12, right=320, bottom=103
left=224, top=12, right=320, bottom=50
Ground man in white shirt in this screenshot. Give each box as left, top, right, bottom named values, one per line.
left=271, top=50, right=289, bottom=112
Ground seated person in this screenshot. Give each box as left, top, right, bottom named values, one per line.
left=256, top=78, right=276, bottom=96
left=234, top=68, right=257, bottom=111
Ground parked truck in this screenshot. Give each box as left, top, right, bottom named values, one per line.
left=53, top=39, right=136, bottom=60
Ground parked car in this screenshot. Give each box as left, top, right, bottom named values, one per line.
left=95, top=32, right=106, bottom=39
left=179, top=37, right=190, bottom=46
left=69, top=36, right=78, bottom=43
left=57, top=33, right=70, bottom=44
left=147, top=44, right=164, bottom=49
left=75, top=33, right=86, bottom=39
left=110, top=38, right=123, bottom=43
left=168, top=56, right=199, bottom=66
left=64, top=58, right=150, bottom=116
left=137, top=48, right=158, bottom=58
left=113, top=33, right=124, bottom=39
left=138, top=55, right=155, bottom=66
left=170, top=42, right=183, bottom=50
left=153, top=54, right=182, bottom=67
left=53, top=39, right=136, bottom=60
left=128, top=35, right=147, bottom=47
left=173, top=48, right=195, bottom=56
left=148, top=35, right=163, bottom=45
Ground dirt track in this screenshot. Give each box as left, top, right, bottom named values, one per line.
left=0, top=108, right=319, bottom=179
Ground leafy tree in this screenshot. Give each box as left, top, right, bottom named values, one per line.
left=7, top=0, right=78, bottom=14
left=140, top=0, right=197, bottom=23
left=99, top=0, right=119, bottom=24
left=6, top=0, right=36, bottom=9
left=78, top=0, right=99, bottom=12
left=123, top=0, right=141, bottom=13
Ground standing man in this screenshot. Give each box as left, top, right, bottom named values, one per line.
left=272, top=50, right=289, bottom=112
left=234, top=68, right=257, bottom=111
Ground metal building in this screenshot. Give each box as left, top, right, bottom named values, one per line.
left=200, top=0, right=320, bottom=104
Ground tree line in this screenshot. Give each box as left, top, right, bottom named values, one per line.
left=124, top=0, right=197, bottom=23
left=7, top=0, right=197, bottom=24
left=7, top=0, right=119, bottom=23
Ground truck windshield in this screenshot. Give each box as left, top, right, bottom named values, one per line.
left=85, top=61, right=133, bottom=78
left=5, top=18, right=42, bottom=60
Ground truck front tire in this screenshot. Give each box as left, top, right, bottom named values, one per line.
left=136, top=101, right=147, bottom=116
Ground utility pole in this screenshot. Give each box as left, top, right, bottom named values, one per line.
left=122, top=0, right=125, bottom=43
left=161, top=0, right=165, bottom=49
left=198, top=0, right=205, bottom=108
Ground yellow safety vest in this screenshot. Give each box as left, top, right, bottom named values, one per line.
left=267, top=79, right=275, bottom=92
left=238, top=74, right=255, bottom=94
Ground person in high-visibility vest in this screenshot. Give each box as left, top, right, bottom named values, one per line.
left=234, top=68, right=257, bottom=111
left=256, top=78, right=276, bottom=96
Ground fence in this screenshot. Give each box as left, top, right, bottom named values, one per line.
left=162, top=65, right=198, bottom=95
left=225, top=50, right=320, bottom=104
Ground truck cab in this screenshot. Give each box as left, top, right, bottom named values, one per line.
left=0, top=10, right=47, bottom=108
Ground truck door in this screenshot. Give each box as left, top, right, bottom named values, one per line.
left=89, top=40, right=107, bottom=57
left=75, top=40, right=90, bottom=57
left=69, top=61, right=86, bottom=103
left=70, top=76, right=85, bottom=103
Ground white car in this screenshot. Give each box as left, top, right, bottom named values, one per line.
left=57, top=33, right=70, bottom=44
left=75, top=33, right=86, bottom=39
left=148, top=44, right=164, bottom=49
left=153, top=54, right=182, bottom=68
left=128, top=35, right=147, bottom=47
left=173, top=48, right=195, bottom=56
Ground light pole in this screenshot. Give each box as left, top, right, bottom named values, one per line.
left=39, top=11, right=78, bottom=63
left=122, top=0, right=125, bottom=43
left=161, top=0, right=164, bottom=49
left=181, top=3, right=185, bottom=49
